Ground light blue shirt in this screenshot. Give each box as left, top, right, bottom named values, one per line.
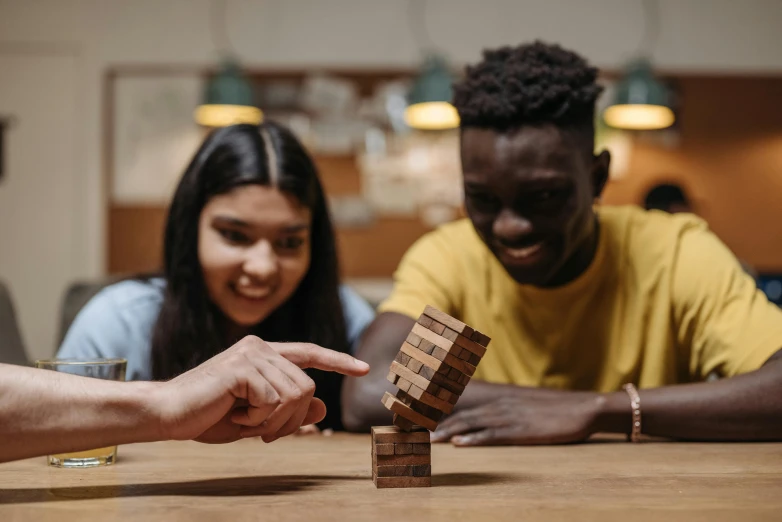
left=57, top=278, right=375, bottom=381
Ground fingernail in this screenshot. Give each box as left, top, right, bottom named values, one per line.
left=354, top=358, right=370, bottom=370
left=452, top=436, right=468, bottom=445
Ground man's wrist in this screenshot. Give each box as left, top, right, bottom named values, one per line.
left=125, top=381, right=168, bottom=443
left=593, top=391, right=632, bottom=434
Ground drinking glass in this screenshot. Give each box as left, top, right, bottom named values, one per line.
left=34, top=358, right=127, bottom=468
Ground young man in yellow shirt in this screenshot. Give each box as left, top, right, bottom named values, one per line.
left=342, top=42, right=782, bottom=444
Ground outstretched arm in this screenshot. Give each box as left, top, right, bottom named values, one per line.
left=432, top=348, right=782, bottom=445
left=0, top=364, right=159, bottom=462
left=341, top=312, right=413, bottom=431
left=0, top=336, right=369, bottom=463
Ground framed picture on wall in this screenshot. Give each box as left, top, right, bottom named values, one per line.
left=110, top=74, right=206, bottom=204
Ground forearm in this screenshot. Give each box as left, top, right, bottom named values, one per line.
left=342, top=372, right=396, bottom=431
left=596, top=358, right=782, bottom=441
left=0, top=365, right=163, bottom=462
left=342, top=312, right=415, bottom=432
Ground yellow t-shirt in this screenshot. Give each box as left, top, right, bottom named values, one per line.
left=379, top=205, right=782, bottom=391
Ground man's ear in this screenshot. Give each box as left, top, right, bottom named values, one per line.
left=592, top=150, right=611, bottom=199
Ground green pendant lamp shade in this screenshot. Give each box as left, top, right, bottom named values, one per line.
left=404, top=55, right=460, bottom=130
left=194, top=60, right=262, bottom=127
left=603, top=59, right=674, bottom=130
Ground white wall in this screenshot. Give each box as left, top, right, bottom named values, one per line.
left=0, top=52, right=79, bottom=361
left=0, top=0, right=781, bottom=358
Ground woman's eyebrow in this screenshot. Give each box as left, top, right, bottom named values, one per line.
left=281, top=223, right=310, bottom=233
left=212, top=215, right=309, bottom=233
left=212, top=215, right=250, bottom=228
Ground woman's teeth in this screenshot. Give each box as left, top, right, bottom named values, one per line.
left=236, top=286, right=272, bottom=299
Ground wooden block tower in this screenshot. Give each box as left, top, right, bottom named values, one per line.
left=372, top=305, right=491, bottom=488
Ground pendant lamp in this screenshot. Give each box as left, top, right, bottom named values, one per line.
left=194, top=60, right=262, bottom=127
left=603, top=59, right=674, bottom=130
left=404, top=55, right=459, bottom=130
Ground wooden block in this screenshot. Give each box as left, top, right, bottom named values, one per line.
left=423, top=305, right=474, bottom=337
left=468, top=353, right=481, bottom=366
left=375, top=443, right=395, bottom=456
left=396, top=390, right=414, bottom=407
left=429, top=370, right=466, bottom=395
left=412, top=464, right=432, bottom=477
left=417, top=315, right=434, bottom=328
left=371, top=426, right=430, bottom=444
left=428, top=344, right=477, bottom=377
left=436, top=387, right=458, bottom=404
left=418, top=365, right=435, bottom=380
left=401, top=341, right=448, bottom=372
left=376, top=465, right=412, bottom=477
left=430, top=346, right=447, bottom=362
left=395, top=443, right=413, bottom=455
left=454, top=332, right=487, bottom=358
left=387, top=371, right=399, bottom=385
left=406, top=331, right=422, bottom=347
left=427, top=320, right=446, bottom=335
left=470, top=330, right=492, bottom=347
left=418, top=339, right=436, bottom=355
left=397, top=391, right=444, bottom=422
left=441, top=327, right=459, bottom=342
left=396, top=377, right=412, bottom=393
left=382, top=392, right=438, bottom=431
left=389, top=361, right=441, bottom=395
left=407, top=357, right=423, bottom=374
left=405, top=383, right=454, bottom=414
left=456, top=347, right=472, bottom=361
left=373, top=475, right=431, bottom=488
left=412, top=323, right=459, bottom=354
left=448, top=366, right=463, bottom=381
left=376, top=453, right=430, bottom=466
left=413, top=443, right=431, bottom=455
left=393, top=414, right=415, bottom=431
left=394, top=351, right=412, bottom=366
left=458, top=373, right=471, bottom=385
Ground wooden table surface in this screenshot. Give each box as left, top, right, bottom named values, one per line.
left=0, top=435, right=780, bottom=522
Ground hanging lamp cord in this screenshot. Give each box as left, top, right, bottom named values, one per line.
left=635, top=0, right=661, bottom=58
left=210, top=0, right=238, bottom=57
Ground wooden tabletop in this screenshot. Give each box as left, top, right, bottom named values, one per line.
left=1, top=435, right=780, bottom=521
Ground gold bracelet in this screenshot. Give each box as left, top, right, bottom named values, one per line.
left=622, top=383, right=642, bottom=442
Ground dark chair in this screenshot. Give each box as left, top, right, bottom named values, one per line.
left=57, top=279, right=115, bottom=347
left=0, top=281, right=29, bottom=366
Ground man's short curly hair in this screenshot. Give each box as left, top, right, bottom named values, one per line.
left=452, top=41, right=603, bottom=135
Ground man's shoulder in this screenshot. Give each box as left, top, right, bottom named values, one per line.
left=599, top=205, right=712, bottom=274
left=601, top=205, right=708, bottom=246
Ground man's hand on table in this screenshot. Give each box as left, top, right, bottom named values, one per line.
left=431, top=387, right=612, bottom=446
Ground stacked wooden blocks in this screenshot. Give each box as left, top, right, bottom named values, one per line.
left=371, top=426, right=431, bottom=488
left=372, top=305, right=491, bottom=488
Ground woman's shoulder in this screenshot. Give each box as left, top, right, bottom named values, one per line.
left=92, top=277, right=166, bottom=310
left=57, top=277, right=166, bottom=380
left=338, top=284, right=374, bottom=313
left=338, top=284, right=376, bottom=349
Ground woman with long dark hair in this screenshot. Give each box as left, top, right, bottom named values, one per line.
left=58, top=122, right=375, bottom=430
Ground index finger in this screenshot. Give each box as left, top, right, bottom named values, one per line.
left=266, top=342, right=370, bottom=376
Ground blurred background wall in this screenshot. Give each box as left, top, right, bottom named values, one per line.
left=1, top=0, right=781, bottom=360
